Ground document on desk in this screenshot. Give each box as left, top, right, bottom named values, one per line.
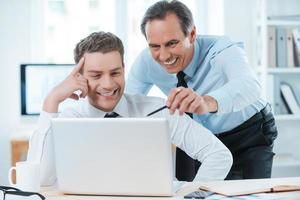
left=199, top=177, right=300, bottom=196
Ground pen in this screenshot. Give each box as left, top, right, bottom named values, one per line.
left=146, top=105, right=168, bottom=117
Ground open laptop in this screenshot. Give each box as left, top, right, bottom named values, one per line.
left=51, top=118, right=175, bottom=196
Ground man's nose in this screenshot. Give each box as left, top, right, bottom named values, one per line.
left=100, top=75, right=114, bottom=88
left=159, top=47, right=171, bottom=62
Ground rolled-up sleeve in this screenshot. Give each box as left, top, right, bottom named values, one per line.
left=165, top=110, right=233, bottom=181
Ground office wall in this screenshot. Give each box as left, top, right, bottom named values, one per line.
left=0, top=0, right=32, bottom=185
left=223, top=0, right=255, bottom=67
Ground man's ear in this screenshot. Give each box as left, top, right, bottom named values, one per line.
left=189, top=26, right=196, bottom=43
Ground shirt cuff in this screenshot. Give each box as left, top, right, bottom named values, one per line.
left=207, top=89, right=232, bottom=115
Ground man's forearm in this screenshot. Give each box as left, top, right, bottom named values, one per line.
left=193, top=147, right=233, bottom=181
left=43, top=94, right=60, bottom=113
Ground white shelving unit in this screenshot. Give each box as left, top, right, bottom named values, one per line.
left=256, top=0, right=300, bottom=178
left=256, top=0, right=300, bottom=116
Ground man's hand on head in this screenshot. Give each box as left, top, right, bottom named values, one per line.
left=166, top=87, right=218, bottom=116
left=43, top=57, right=89, bottom=113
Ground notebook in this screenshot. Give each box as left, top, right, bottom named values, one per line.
left=199, top=177, right=300, bottom=196
left=51, top=118, right=175, bottom=196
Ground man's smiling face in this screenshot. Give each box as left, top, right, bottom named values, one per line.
left=83, top=51, right=125, bottom=112
left=145, top=13, right=196, bottom=74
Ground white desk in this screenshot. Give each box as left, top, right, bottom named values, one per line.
left=40, top=180, right=300, bottom=200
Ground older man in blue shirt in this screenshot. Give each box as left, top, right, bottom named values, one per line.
left=126, top=0, right=278, bottom=181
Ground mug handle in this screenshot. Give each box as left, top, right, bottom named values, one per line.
left=8, top=166, right=17, bottom=187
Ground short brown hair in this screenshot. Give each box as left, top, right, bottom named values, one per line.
left=74, top=31, right=124, bottom=64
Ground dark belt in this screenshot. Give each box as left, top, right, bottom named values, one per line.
left=217, top=103, right=273, bottom=137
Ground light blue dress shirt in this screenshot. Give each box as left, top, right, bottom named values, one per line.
left=126, top=35, right=267, bottom=134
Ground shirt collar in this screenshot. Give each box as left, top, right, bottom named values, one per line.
left=183, top=40, right=200, bottom=78
left=86, top=95, right=130, bottom=118
left=112, top=95, right=129, bottom=117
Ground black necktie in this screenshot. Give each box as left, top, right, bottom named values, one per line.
left=104, top=112, right=119, bottom=118
left=175, top=71, right=198, bottom=181
left=176, top=71, right=188, bottom=88
left=176, top=71, right=193, bottom=118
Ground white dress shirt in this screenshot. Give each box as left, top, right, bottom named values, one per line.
left=27, top=94, right=232, bottom=186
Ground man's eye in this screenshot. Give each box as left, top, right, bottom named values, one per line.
left=90, top=74, right=101, bottom=78
left=149, top=45, right=160, bottom=50
left=111, top=72, right=121, bottom=76
left=167, top=41, right=179, bottom=47
left=170, top=43, right=177, bottom=47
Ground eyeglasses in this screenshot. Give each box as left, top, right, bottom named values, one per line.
left=0, top=186, right=45, bottom=200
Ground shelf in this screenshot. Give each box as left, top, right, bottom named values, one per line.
left=274, top=114, right=300, bottom=121
left=267, top=68, right=300, bottom=74
left=267, top=20, right=300, bottom=26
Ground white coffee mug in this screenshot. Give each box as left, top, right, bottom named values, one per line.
left=8, top=161, right=40, bottom=192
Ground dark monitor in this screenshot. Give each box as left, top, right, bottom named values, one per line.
left=20, top=64, right=75, bottom=115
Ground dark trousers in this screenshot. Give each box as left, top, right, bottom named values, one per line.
left=176, top=148, right=200, bottom=181
left=217, top=104, right=278, bottom=180
left=176, top=104, right=278, bottom=181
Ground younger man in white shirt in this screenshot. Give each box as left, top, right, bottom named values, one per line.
left=27, top=31, right=232, bottom=186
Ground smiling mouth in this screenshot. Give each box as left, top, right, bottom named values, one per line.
left=163, top=57, right=178, bottom=65
left=97, top=89, right=119, bottom=97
